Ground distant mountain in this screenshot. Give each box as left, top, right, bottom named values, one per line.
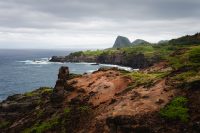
left=132, top=39, right=150, bottom=45
left=158, top=40, right=169, bottom=44
left=169, top=33, right=200, bottom=45
left=113, top=36, right=131, bottom=48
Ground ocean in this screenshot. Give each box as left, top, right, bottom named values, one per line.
left=0, top=49, right=132, bottom=101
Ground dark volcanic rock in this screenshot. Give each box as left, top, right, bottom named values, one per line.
left=50, top=56, right=66, bottom=62
left=113, top=36, right=131, bottom=48
left=51, top=66, right=70, bottom=103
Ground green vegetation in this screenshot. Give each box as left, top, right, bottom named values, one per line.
left=169, top=33, right=200, bottom=45
left=189, top=46, right=200, bottom=63
left=23, top=105, right=92, bottom=133
left=69, top=51, right=83, bottom=56
left=83, top=50, right=104, bottom=56
left=160, top=96, right=189, bottom=122
left=64, top=108, right=71, bottom=114
left=68, top=73, right=81, bottom=79
left=126, top=71, right=169, bottom=88
left=25, top=87, right=53, bottom=97
left=168, top=45, right=200, bottom=70
left=79, top=105, right=90, bottom=112
left=22, top=117, right=59, bottom=133
left=0, top=121, right=10, bottom=129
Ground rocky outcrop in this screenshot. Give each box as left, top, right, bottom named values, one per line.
left=97, top=52, right=160, bottom=69
left=51, top=66, right=70, bottom=103
left=113, top=36, right=131, bottom=48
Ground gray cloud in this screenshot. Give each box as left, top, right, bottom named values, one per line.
left=0, top=0, right=200, bottom=49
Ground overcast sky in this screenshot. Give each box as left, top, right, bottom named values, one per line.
left=0, top=0, right=200, bottom=49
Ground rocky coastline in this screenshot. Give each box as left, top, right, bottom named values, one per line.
left=1, top=33, right=200, bottom=132
left=50, top=52, right=161, bottom=69
left=1, top=60, right=200, bottom=132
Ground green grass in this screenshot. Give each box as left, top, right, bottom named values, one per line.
left=126, top=71, right=169, bottom=88
left=25, top=87, right=53, bottom=97
left=168, top=45, right=200, bottom=70
left=188, top=46, right=200, bottom=63
left=22, top=117, right=59, bottom=133
left=79, top=105, right=90, bottom=112
left=160, top=96, right=189, bottom=122
left=83, top=50, right=104, bottom=56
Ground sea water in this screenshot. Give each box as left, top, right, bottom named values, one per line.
left=0, top=49, right=133, bottom=101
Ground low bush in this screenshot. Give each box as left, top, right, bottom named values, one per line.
left=160, top=96, right=189, bottom=122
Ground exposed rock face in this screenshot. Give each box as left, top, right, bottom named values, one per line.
left=97, top=52, right=160, bottom=69
left=50, top=53, right=160, bottom=69
left=113, top=36, right=131, bottom=48
left=51, top=56, right=66, bottom=62
left=132, top=39, right=150, bottom=45
left=51, top=66, right=70, bottom=103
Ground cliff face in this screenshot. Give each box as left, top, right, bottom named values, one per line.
left=113, top=36, right=131, bottom=48
left=50, top=52, right=160, bottom=69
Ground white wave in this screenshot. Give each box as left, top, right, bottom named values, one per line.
left=73, top=62, right=97, bottom=65
left=99, top=64, right=136, bottom=71
left=87, top=69, right=98, bottom=73
left=17, top=58, right=138, bottom=72
left=17, top=58, right=64, bottom=65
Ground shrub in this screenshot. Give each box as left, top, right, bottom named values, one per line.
left=25, top=87, right=53, bottom=97
left=79, top=105, right=90, bottom=112
left=160, top=96, right=189, bottom=122
left=22, top=117, right=59, bottom=133
left=64, top=108, right=71, bottom=114
left=189, top=46, right=200, bottom=63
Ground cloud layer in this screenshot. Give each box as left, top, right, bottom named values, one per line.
left=0, top=0, right=200, bottom=49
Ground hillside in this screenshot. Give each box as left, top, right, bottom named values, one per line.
left=169, top=33, right=200, bottom=45
left=132, top=39, right=150, bottom=45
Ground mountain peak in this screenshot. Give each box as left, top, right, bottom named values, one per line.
left=113, top=36, right=131, bottom=48
left=132, top=39, right=149, bottom=45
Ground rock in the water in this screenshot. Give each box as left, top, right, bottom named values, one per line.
left=113, top=36, right=131, bottom=48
